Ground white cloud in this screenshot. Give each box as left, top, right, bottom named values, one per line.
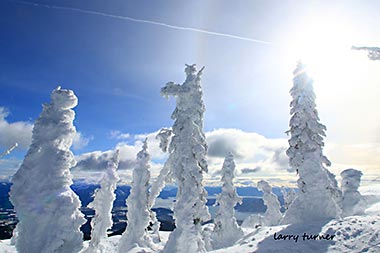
left=0, top=107, right=33, bottom=150
left=0, top=107, right=91, bottom=151
left=72, top=132, right=92, bottom=150
left=72, top=131, right=167, bottom=184
left=108, top=130, right=131, bottom=140
left=0, top=107, right=91, bottom=181
left=0, top=158, right=21, bottom=182
left=16, top=127, right=376, bottom=188
left=205, top=128, right=291, bottom=181
left=324, top=142, right=380, bottom=187
left=72, top=128, right=293, bottom=186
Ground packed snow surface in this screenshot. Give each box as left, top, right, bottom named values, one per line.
left=0, top=214, right=379, bottom=252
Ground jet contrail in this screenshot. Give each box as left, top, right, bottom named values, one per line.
left=9, top=0, right=272, bottom=45
left=0, top=143, right=18, bottom=158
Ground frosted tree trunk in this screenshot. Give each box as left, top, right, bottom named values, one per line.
left=119, top=139, right=153, bottom=252
left=282, top=63, right=342, bottom=225
left=211, top=153, right=243, bottom=249
left=161, top=64, right=211, bottom=253
left=85, top=150, right=120, bottom=253
left=257, top=180, right=282, bottom=226
left=341, top=168, right=364, bottom=216
left=146, top=128, right=174, bottom=242
left=9, top=87, right=85, bottom=253
left=281, top=186, right=296, bottom=210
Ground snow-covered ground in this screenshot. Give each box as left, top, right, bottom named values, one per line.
left=1, top=189, right=378, bottom=253
left=1, top=215, right=378, bottom=253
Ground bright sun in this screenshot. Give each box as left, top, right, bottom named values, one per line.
left=282, top=13, right=375, bottom=99
left=281, top=12, right=380, bottom=146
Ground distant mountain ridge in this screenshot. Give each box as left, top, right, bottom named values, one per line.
left=0, top=182, right=287, bottom=240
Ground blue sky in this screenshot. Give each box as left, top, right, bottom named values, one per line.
left=0, top=0, right=379, bottom=185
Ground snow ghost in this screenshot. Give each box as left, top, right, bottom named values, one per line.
left=85, top=150, right=120, bottom=253
left=161, top=64, right=211, bottom=253
left=257, top=180, right=282, bottom=226
left=341, top=168, right=364, bottom=216
left=211, top=153, right=243, bottom=249
left=119, top=139, right=154, bottom=252
left=282, top=62, right=342, bottom=224
left=10, top=86, right=85, bottom=253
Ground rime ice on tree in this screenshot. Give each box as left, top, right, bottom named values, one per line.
left=119, top=139, right=154, bottom=252
left=211, top=153, right=243, bottom=249
left=282, top=63, right=342, bottom=224
left=85, top=150, right=120, bottom=253
left=341, top=168, right=364, bottom=216
left=352, top=46, right=380, bottom=60
left=156, top=128, right=173, bottom=153
left=147, top=128, right=173, bottom=211
left=9, top=87, right=85, bottom=253
left=161, top=64, right=211, bottom=253
left=281, top=186, right=296, bottom=210
left=257, top=180, right=282, bottom=226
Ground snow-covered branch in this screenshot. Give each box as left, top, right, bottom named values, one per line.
left=352, top=46, right=380, bottom=60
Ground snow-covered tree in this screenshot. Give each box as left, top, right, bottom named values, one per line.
left=161, top=64, right=211, bottom=253
left=0, top=143, right=18, bottom=158
left=341, top=168, right=365, bottom=216
left=140, top=128, right=174, bottom=244
left=352, top=46, right=380, bottom=60
left=282, top=63, right=342, bottom=224
left=9, top=86, right=85, bottom=253
left=211, top=153, right=243, bottom=249
left=147, top=128, right=173, bottom=211
left=257, top=180, right=282, bottom=226
left=119, top=139, right=153, bottom=252
left=85, top=150, right=120, bottom=253
left=281, top=186, right=296, bottom=210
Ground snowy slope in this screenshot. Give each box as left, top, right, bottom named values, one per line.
left=1, top=188, right=378, bottom=253
left=212, top=215, right=380, bottom=253
left=1, top=214, right=379, bottom=253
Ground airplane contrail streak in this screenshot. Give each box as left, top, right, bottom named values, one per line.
left=9, top=0, right=273, bottom=45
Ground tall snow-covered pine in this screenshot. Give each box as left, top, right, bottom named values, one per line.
left=211, top=153, right=243, bottom=249
left=85, top=150, right=120, bottom=253
left=119, top=139, right=153, bottom=252
left=282, top=63, right=342, bottom=224
left=161, top=64, right=211, bottom=253
left=10, top=87, right=85, bottom=253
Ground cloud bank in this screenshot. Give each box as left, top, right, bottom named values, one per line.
left=1, top=121, right=378, bottom=187
left=72, top=128, right=380, bottom=187
left=0, top=107, right=33, bottom=150
left=0, top=107, right=91, bottom=151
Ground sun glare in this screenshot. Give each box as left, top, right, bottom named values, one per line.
left=282, top=13, right=375, bottom=99
left=281, top=12, right=380, bottom=145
